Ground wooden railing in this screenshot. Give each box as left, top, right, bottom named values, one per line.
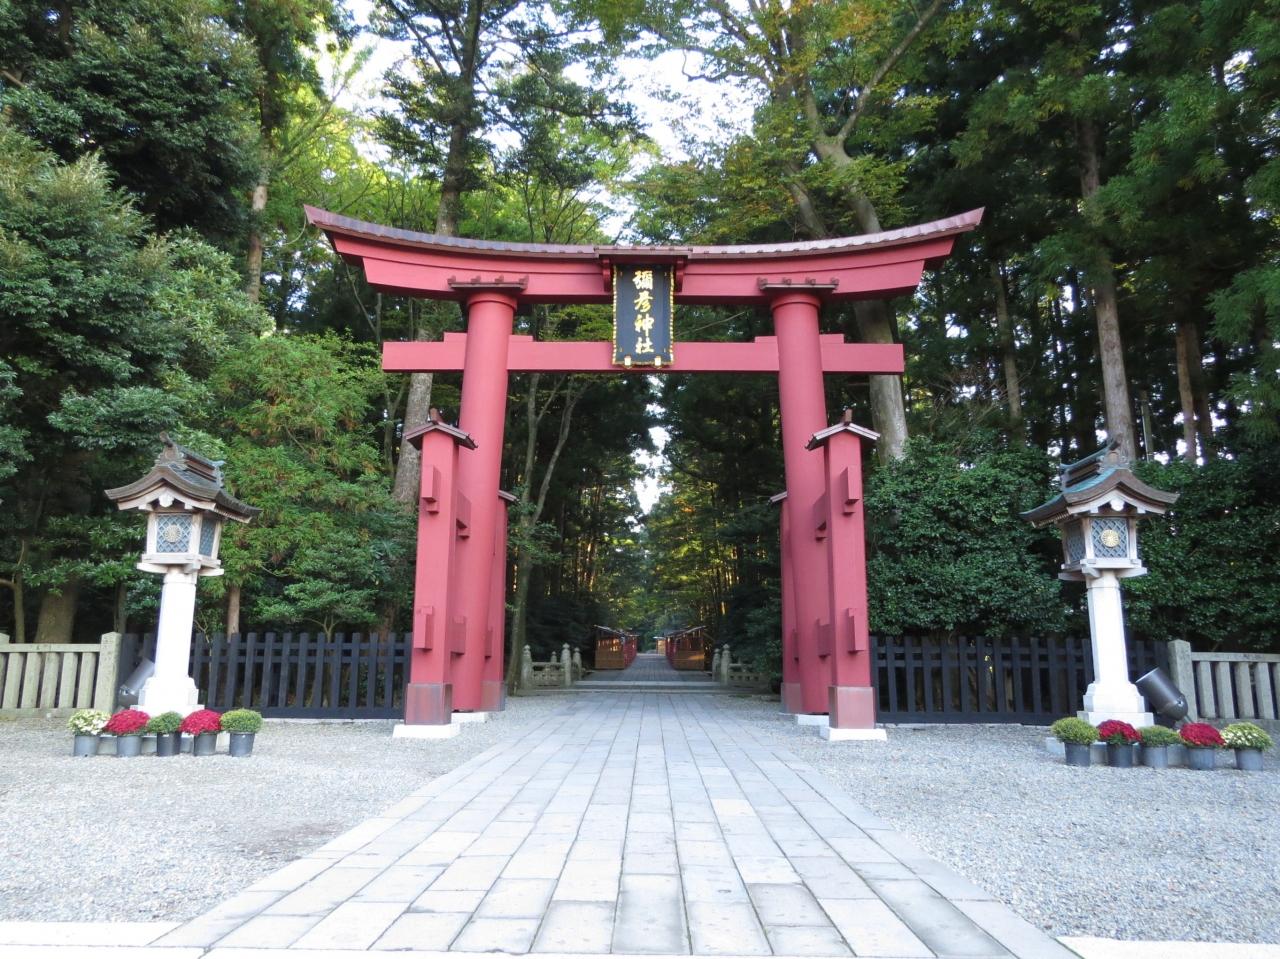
left=1168, top=641, right=1278, bottom=722
left=0, top=633, right=121, bottom=717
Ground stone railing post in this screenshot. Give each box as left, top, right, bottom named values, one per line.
left=95, top=632, right=122, bottom=713
left=561, top=643, right=572, bottom=687
left=720, top=645, right=732, bottom=683
left=711, top=647, right=721, bottom=680
left=572, top=647, right=583, bottom=679
left=520, top=645, right=533, bottom=689
left=1167, top=640, right=1196, bottom=720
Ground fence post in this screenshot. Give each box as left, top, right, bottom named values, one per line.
left=1166, top=640, right=1196, bottom=720
left=720, top=645, right=732, bottom=683
left=95, top=633, right=122, bottom=713
left=520, top=645, right=533, bottom=688
left=711, top=648, right=721, bottom=679
left=572, top=647, right=583, bottom=679
left=561, top=643, right=572, bottom=687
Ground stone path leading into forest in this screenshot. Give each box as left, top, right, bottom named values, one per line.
left=138, top=692, right=1072, bottom=957
left=577, top=652, right=718, bottom=687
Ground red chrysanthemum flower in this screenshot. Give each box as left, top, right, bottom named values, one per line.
left=103, top=709, right=150, bottom=736
left=1179, top=722, right=1224, bottom=748
left=179, top=709, right=222, bottom=735
left=1096, top=720, right=1140, bottom=745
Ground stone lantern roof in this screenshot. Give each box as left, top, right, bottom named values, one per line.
left=1021, top=440, right=1178, bottom=528
left=105, top=433, right=259, bottom=522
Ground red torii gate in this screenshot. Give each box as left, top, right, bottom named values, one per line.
left=307, top=205, right=982, bottom=738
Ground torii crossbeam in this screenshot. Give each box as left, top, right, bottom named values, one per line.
left=308, top=205, right=982, bottom=736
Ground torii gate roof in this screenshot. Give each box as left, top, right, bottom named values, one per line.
left=305, top=206, right=983, bottom=306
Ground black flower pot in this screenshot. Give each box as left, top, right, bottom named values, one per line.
left=228, top=732, right=255, bottom=758
left=1063, top=742, right=1092, bottom=767
left=115, top=735, right=142, bottom=758
left=1141, top=744, right=1169, bottom=769
left=1235, top=748, right=1263, bottom=772
left=155, top=732, right=180, bottom=757
left=192, top=732, right=217, bottom=757
left=72, top=734, right=98, bottom=757
left=1106, top=743, right=1136, bottom=767
left=1186, top=746, right=1216, bottom=770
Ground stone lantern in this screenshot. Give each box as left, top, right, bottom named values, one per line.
left=106, top=435, right=258, bottom=716
left=1021, top=440, right=1178, bottom=726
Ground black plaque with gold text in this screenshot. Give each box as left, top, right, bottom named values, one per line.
left=612, top=266, right=673, bottom=367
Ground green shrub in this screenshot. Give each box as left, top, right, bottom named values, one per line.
left=1138, top=725, right=1181, bottom=747
left=220, top=709, right=263, bottom=734
left=144, top=711, right=183, bottom=735
left=1050, top=717, right=1098, bottom=745
left=1222, top=722, right=1274, bottom=751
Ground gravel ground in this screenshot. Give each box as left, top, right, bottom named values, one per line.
left=0, top=695, right=569, bottom=922
left=719, top=694, right=1280, bottom=944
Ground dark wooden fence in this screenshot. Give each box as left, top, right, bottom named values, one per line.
left=873, top=634, right=1168, bottom=724
left=121, top=632, right=411, bottom=719
left=116, top=631, right=1169, bottom=725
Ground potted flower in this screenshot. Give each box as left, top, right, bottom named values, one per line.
left=220, top=709, right=263, bottom=757
left=180, top=708, right=222, bottom=756
left=145, top=712, right=184, bottom=757
left=1138, top=725, right=1181, bottom=769
left=1179, top=721, right=1224, bottom=770
left=67, top=709, right=110, bottom=757
left=1050, top=717, right=1098, bottom=766
left=1222, top=722, right=1273, bottom=772
left=1097, top=719, right=1141, bottom=767
left=103, top=708, right=150, bottom=757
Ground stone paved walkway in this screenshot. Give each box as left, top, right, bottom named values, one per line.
left=583, top=653, right=715, bottom=685
left=155, top=694, right=1075, bottom=957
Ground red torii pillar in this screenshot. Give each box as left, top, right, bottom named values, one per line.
left=809, top=413, right=883, bottom=738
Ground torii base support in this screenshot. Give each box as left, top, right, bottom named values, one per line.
left=393, top=722, right=460, bottom=740
left=812, top=686, right=886, bottom=740
left=405, top=682, right=452, bottom=726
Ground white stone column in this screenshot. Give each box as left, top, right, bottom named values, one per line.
left=711, top=648, right=721, bottom=679
left=720, top=645, right=732, bottom=684
left=561, top=643, right=573, bottom=687
left=1079, top=571, right=1152, bottom=726
left=138, top=568, right=203, bottom=716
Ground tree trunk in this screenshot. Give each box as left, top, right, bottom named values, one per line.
left=113, top=580, right=128, bottom=635
left=2, top=568, right=26, bottom=642
left=1177, top=319, right=1215, bottom=460
left=1077, top=118, right=1137, bottom=462
left=34, top=577, right=80, bottom=645
left=798, top=148, right=911, bottom=460
left=505, top=545, right=535, bottom=690
left=1174, top=322, right=1199, bottom=462
left=392, top=371, right=434, bottom=504
left=391, top=113, right=469, bottom=507
left=245, top=168, right=270, bottom=303
left=991, top=262, right=1023, bottom=428
left=226, top=582, right=241, bottom=638
left=853, top=300, right=908, bottom=462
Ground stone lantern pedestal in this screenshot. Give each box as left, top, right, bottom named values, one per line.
left=1022, top=441, right=1178, bottom=727
left=107, top=435, right=258, bottom=717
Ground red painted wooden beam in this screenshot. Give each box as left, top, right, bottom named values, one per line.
left=383, top=333, right=905, bottom=375
left=306, top=206, right=983, bottom=308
